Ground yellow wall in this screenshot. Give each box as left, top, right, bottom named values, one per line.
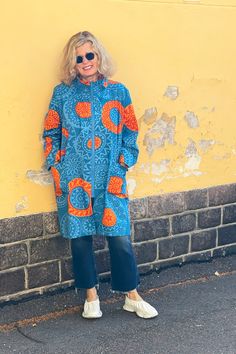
left=1, top=0, right=236, bottom=218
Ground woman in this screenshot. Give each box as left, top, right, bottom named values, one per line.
left=42, top=31, right=158, bottom=319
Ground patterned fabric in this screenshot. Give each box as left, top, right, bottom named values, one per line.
left=42, top=76, right=139, bottom=238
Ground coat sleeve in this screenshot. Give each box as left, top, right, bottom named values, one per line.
left=118, top=87, right=139, bottom=170
left=42, top=86, right=62, bottom=171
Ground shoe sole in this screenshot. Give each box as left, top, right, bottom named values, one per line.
left=82, top=311, right=103, bottom=319
left=123, top=304, right=158, bottom=319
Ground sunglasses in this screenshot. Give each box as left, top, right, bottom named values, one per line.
left=76, top=52, right=95, bottom=64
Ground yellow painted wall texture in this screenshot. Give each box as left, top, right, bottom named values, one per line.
left=1, top=0, right=236, bottom=218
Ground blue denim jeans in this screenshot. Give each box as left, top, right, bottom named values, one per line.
left=70, top=198, right=140, bottom=295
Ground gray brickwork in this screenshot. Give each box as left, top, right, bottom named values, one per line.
left=1, top=182, right=236, bottom=303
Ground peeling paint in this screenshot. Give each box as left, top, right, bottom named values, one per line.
left=141, top=107, right=158, bottom=125
left=184, top=111, right=199, bottom=128
left=183, top=170, right=203, bottom=177
left=26, top=168, right=53, bottom=185
left=151, top=176, right=166, bottom=184
left=139, top=162, right=151, bottom=174
left=151, top=173, right=183, bottom=184
left=15, top=196, right=28, bottom=213
left=164, top=86, right=179, bottom=100
left=139, top=160, right=170, bottom=175
left=185, top=139, right=198, bottom=157
left=184, top=155, right=201, bottom=171
left=127, top=178, right=136, bottom=195
left=151, top=168, right=203, bottom=184
left=151, top=156, right=203, bottom=183
left=143, top=113, right=176, bottom=155
left=151, top=160, right=170, bottom=175
left=177, top=156, right=202, bottom=174
left=184, top=139, right=202, bottom=173
left=199, top=139, right=215, bottom=152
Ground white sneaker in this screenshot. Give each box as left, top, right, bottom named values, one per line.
left=123, top=295, right=158, bottom=319
left=82, top=296, right=103, bottom=319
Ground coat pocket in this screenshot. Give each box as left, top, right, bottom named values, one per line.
left=50, top=158, right=68, bottom=196
left=107, top=164, right=128, bottom=198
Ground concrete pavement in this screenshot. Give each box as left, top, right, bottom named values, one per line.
left=0, top=255, right=236, bottom=354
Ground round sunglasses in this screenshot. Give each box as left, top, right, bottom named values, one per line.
left=76, top=52, right=95, bottom=64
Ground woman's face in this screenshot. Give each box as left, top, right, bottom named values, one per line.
left=75, top=42, right=100, bottom=81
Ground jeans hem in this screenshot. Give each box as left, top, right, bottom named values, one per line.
left=74, top=282, right=99, bottom=294
left=110, top=282, right=141, bottom=295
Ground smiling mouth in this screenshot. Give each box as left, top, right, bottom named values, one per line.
left=83, top=65, right=93, bottom=71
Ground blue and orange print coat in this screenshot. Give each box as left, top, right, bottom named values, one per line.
left=42, top=76, right=139, bottom=238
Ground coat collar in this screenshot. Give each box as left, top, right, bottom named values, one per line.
left=76, top=74, right=109, bottom=89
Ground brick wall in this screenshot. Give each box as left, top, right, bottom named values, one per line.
left=1, top=183, right=236, bottom=303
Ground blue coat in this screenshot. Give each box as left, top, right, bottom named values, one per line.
left=42, top=76, right=139, bottom=238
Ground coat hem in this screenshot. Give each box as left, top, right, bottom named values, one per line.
left=61, top=233, right=131, bottom=239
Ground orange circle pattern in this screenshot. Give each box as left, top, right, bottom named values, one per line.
left=75, top=102, right=91, bottom=118
left=108, top=80, right=118, bottom=85
left=68, top=178, right=92, bottom=217
left=119, top=154, right=125, bottom=165
left=107, top=176, right=123, bottom=194
left=87, top=136, right=102, bottom=149
left=101, top=100, right=124, bottom=134
left=102, top=208, right=117, bottom=227
left=107, top=176, right=128, bottom=198
left=124, top=104, right=138, bottom=131
left=62, top=127, right=69, bottom=138
left=55, top=149, right=66, bottom=163
left=51, top=167, right=63, bottom=197
left=44, top=109, right=60, bottom=130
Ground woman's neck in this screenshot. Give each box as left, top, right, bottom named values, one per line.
left=79, top=73, right=103, bottom=83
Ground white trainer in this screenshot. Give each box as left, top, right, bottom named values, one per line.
left=82, top=296, right=103, bottom=319
left=123, top=296, right=158, bottom=319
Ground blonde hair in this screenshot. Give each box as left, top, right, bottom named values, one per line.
left=60, top=31, right=116, bottom=85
